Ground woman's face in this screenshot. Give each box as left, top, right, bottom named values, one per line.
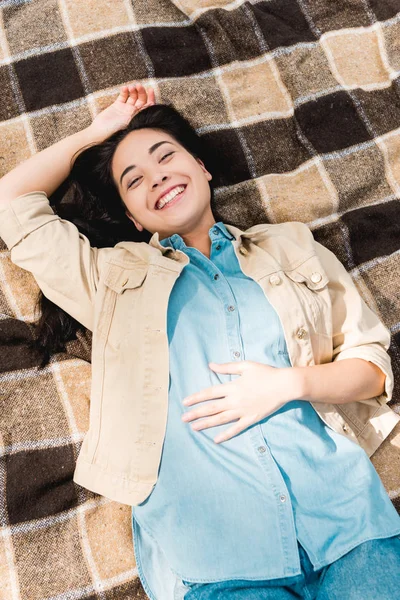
left=111, top=127, right=213, bottom=240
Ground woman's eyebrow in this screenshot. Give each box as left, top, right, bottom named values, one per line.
left=119, top=141, right=174, bottom=186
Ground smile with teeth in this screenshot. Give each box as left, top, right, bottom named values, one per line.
left=156, top=185, right=186, bottom=209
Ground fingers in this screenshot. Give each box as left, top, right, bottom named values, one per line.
left=182, top=401, right=225, bottom=422
left=183, top=384, right=229, bottom=406
left=118, top=82, right=155, bottom=110
left=191, top=410, right=240, bottom=431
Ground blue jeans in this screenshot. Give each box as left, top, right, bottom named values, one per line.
left=182, top=536, right=400, bottom=599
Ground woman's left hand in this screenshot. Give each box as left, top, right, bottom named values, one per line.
left=181, top=361, right=302, bottom=443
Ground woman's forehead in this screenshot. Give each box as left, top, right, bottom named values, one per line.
left=114, top=129, right=179, bottom=161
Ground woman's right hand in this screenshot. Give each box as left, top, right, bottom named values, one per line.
left=87, top=82, right=156, bottom=142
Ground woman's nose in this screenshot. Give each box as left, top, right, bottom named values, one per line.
left=152, top=174, right=168, bottom=189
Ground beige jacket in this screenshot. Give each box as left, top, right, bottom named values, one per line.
left=0, top=191, right=399, bottom=506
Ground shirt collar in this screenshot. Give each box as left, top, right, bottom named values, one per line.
left=156, top=221, right=235, bottom=252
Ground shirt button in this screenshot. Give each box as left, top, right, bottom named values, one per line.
left=227, top=305, right=235, bottom=312
left=269, top=274, right=282, bottom=286
left=213, top=274, right=219, bottom=281
left=257, top=446, right=266, bottom=453
left=311, top=272, right=322, bottom=283
left=215, top=244, right=221, bottom=251
left=212, top=227, right=219, bottom=235
left=296, top=328, right=307, bottom=339
left=239, top=246, right=248, bottom=256
left=233, top=351, right=241, bottom=358
left=280, top=495, right=287, bottom=503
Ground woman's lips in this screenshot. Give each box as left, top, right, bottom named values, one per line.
left=157, top=186, right=187, bottom=211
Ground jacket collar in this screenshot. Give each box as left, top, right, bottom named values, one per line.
left=149, top=222, right=269, bottom=256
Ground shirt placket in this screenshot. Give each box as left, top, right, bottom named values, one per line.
left=212, top=229, right=301, bottom=575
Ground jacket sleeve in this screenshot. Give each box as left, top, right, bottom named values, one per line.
left=312, top=239, right=394, bottom=403
left=0, top=191, right=113, bottom=331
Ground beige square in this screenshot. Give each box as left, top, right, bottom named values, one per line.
left=322, top=29, right=391, bottom=89
left=64, top=0, right=130, bottom=38
left=14, top=518, right=90, bottom=599
left=0, top=121, right=31, bottom=178
left=258, top=159, right=336, bottom=223
left=0, top=537, right=13, bottom=600
left=172, top=0, right=231, bottom=17
left=0, top=11, right=7, bottom=61
left=84, top=502, right=135, bottom=579
left=221, top=60, right=292, bottom=122
left=323, top=143, right=393, bottom=211
left=159, top=76, right=229, bottom=129
left=56, top=360, right=92, bottom=433
left=383, top=20, right=400, bottom=71
left=30, top=104, right=93, bottom=151
left=379, top=131, right=400, bottom=190
left=133, top=0, right=188, bottom=24
left=275, top=44, right=339, bottom=102
left=0, top=255, right=40, bottom=320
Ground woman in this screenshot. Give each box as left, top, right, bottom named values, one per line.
left=0, top=83, right=399, bottom=600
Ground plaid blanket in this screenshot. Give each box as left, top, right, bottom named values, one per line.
left=1, top=0, right=400, bottom=597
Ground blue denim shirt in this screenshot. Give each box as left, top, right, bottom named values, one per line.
left=131, top=222, right=400, bottom=599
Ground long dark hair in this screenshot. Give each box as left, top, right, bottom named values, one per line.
left=29, top=104, right=218, bottom=368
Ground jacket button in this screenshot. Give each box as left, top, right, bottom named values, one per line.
left=296, top=328, right=307, bottom=339
left=239, top=246, right=248, bottom=256
left=342, top=423, right=349, bottom=432
left=269, top=274, right=282, bottom=286
left=310, top=272, right=322, bottom=283
left=121, top=278, right=129, bottom=286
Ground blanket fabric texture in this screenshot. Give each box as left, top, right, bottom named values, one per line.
left=1, top=0, right=400, bottom=598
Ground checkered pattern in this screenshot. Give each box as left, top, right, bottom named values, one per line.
left=1, top=0, right=400, bottom=598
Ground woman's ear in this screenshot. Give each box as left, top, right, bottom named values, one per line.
left=125, top=209, right=144, bottom=232
left=197, top=158, right=212, bottom=181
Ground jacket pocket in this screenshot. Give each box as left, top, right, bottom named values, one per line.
left=96, top=261, right=148, bottom=349
left=283, top=254, right=332, bottom=340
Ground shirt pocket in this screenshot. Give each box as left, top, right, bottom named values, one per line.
left=283, top=254, right=333, bottom=361
left=96, top=261, right=148, bottom=350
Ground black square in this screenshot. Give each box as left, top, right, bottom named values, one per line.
left=196, top=7, right=266, bottom=65
left=200, top=129, right=252, bottom=187
left=295, top=91, right=373, bottom=154
left=250, top=0, right=317, bottom=50
left=342, top=201, right=400, bottom=265
left=368, top=0, right=400, bottom=21
left=353, top=80, right=400, bottom=137
left=0, top=65, right=20, bottom=120
left=14, top=49, right=85, bottom=112
left=79, top=32, right=148, bottom=90
left=296, top=0, right=371, bottom=33
left=312, top=222, right=353, bottom=271
left=7, top=444, right=78, bottom=524
left=242, top=118, right=312, bottom=176
left=0, top=319, right=42, bottom=372
left=141, top=25, right=212, bottom=78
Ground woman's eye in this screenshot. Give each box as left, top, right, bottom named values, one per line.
left=127, top=177, right=140, bottom=189
left=160, top=151, right=174, bottom=161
